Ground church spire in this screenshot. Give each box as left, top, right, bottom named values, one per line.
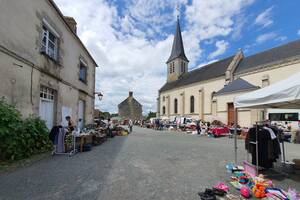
left=166, top=17, right=189, bottom=63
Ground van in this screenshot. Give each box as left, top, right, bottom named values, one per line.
left=267, top=109, right=300, bottom=131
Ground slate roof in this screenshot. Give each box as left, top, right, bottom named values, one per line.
left=159, top=56, right=235, bottom=92
left=235, top=39, right=300, bottom=74
left=167, top=18, right=189, bottom=63
left=215, top=78, right=259, bottom=96
left=118, top=97, right=142, bottom=108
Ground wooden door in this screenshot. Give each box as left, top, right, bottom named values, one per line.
left=227, top=103, right=236, bottom=126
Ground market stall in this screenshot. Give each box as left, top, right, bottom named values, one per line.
left=198, top=72, right=300, bottom=200
left=233, top=71, right=300, bottom=166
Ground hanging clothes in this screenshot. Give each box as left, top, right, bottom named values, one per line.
left=49, top=126, right=62, bottom=145
left=57, top=128, right=66, bottom=153
left=246, top=125, right=281, bottom=169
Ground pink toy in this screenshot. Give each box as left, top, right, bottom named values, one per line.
left=213, top=182, right=230, bottom=192
left=240, top=186, right=250, bottom=198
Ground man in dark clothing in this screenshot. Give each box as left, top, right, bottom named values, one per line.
left=196, top=121, right=201, bottom=135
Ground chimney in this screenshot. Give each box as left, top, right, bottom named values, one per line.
left=129, top=91, right=133, bottom=97
left=64, top=16, right=77, bottom=34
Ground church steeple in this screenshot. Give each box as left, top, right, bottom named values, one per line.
left=166, top=17, right=189, bottom=82
left=167, top=18, right=189, bottom=63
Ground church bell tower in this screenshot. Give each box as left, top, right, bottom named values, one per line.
left=166, top=17, right=189, bottom=82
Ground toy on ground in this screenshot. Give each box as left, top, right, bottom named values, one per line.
left=234, top=171, right=249, bottom=184
left=213, top=182, right=230, bottom=192
left=252, top=183, right=266, bottom=198
left=240, top=186, right=251, bottom=198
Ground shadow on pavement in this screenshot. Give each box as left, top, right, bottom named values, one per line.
left=0, top=134, right=129, bottom=200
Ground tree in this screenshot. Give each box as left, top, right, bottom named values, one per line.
left=146, top=111, right=156, bottom=120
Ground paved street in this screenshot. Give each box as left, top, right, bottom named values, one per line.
left=0, top=127, right=299, bottom=200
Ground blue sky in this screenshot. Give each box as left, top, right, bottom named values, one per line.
left=55, top=0, right=300, bottom=114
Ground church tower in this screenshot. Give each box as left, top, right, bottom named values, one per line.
left=166, top=17, right=189, bottom=82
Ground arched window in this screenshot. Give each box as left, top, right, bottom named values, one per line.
left=162, top=106, right=166, bottom=115
left=174, top=98, right=178, bottom=114
left=190, top=96, right=195, bottom=113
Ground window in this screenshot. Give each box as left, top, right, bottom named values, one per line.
left=79, top=63, right=87, bottom=83
left=40, top=86, right=54, bottom=101
left=41, top=25, right=58, bottom=61
left=162, top=106, right=166, bottom=115
left=269, top=113, right=298, bottom=121
left=190, top=96, right=194, bottom=113
left=163, top=96, right=165, bottom=102
left=169, top=65, right=172, bottom=74
left=174, top=98, right=178, bottom=114
left=181, top=61, right=185, bottom=73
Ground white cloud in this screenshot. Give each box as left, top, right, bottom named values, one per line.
left=208, top=40, right=229, bottom=59
left=255, top=7, right=274, bottom=28
left=297, top=29, right=300, bottom=36
left=276, top=36, right=287, bottom=42
left=54, top=0, right=254, bottom=114
left=185, top=0, right=254, bottom=40
left=256, top=32, right=277, bottom=43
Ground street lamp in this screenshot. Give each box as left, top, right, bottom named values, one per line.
left=94, top=92, right=103, bottom=101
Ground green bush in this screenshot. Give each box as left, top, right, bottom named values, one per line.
left=0, top=98, right=52, bottom=161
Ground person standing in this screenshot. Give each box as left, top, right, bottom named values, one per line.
left=196, top=121, right=201, bottom=135
left=107, top=118, right=113, bottom=137
left=128, top=119, right=133, bottom=133
left=65, top=116, right=75, bottom=133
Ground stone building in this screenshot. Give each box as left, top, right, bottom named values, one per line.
left=157, top=17, right=300, bottom=127
left=118, top=92, right=143, bottom=120
left=0, top=0, right=98, bottom=129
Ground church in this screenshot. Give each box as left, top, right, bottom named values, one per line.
left=157, top=18, right=300, bottom=127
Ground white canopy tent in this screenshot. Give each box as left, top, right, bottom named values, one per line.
left=233, top=71, right=300, bottom=164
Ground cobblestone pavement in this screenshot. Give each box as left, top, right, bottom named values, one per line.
left=0, top=127, right=299, bottom=200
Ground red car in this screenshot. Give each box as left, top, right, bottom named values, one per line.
left=209, top=126, right=230, bottom=137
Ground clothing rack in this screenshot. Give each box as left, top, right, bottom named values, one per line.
left=247, top=120, right=288, bottom=176
left=253, top=121, right=265, bottom=175
left=51, top=128, right=77, bottom=157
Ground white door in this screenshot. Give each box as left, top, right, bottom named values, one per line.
left=39, top=86, right=55, bottom=130
left=78, top=100, right=85, bottom=130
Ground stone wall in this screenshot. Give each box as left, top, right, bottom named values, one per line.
left=118, top=92, right=143, bottom=120
left=0, top=0, right=97, bottom=126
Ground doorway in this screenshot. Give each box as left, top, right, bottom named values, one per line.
left=227, top=103, right=236, bottom=126
left=39, top=86, right=55, bottom=130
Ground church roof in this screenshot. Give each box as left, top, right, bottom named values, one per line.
left=167, top=18, right=189, bottom=63
left=215, top=78, right=259, bottom=96
left=160, top=55, right=235, bottom=92
left=235, top=39, right=300, bottom=74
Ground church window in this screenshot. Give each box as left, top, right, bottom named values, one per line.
left=162, top=106, right=166, bottom=115
left=190, top=96, right=194, bottom=113
left=174, top=98, right=178, bottom=114
left=181, top=61, right=185, bottom=73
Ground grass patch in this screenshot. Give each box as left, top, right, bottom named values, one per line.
left=0, top=151, right=51, bottom=174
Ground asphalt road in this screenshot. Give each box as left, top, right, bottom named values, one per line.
left=0, top=127, right=299, bottom=200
